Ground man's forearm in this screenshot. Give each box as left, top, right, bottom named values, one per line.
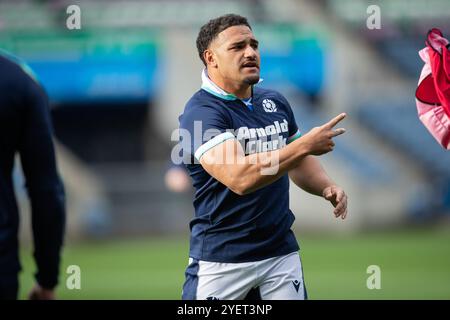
left=30, top=179, right=65, bottom=289
left=289, top=156, right=335, bottom=196
left=212, top=136, right=311, bottom=195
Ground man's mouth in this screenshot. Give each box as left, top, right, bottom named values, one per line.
left=241, top=61, right=259, bottom=69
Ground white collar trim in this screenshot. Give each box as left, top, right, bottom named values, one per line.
left=200, top=68, right=263, bottom=101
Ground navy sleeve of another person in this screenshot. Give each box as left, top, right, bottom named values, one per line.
left=18, top=63, right=66, bottom=289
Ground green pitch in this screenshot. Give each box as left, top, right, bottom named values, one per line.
left=18, top=226, right=450, bottom=299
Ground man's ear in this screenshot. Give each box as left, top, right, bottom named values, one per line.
left=204, top=49, right=218, bottom=68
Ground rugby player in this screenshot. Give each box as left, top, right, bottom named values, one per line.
left=179, top=14, right=347, bottom=300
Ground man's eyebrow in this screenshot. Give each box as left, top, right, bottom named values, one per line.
left=229, top=38, right=259, bottom=47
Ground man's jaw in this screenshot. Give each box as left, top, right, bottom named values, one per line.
left=243, top=74, right=260, bottom=85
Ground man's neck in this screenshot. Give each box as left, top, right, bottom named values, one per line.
left=207, top=70, right=252, bottom=99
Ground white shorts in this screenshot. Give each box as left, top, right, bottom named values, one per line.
left=182, top=251, right=307, bottom=300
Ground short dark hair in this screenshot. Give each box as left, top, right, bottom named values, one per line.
left=196, top=14, right=252, bottom=66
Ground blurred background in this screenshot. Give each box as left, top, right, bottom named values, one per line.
left=1, top=0, right=450, bottom=299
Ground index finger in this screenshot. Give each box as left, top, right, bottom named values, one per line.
left=324, top=113, right=346, bottom=129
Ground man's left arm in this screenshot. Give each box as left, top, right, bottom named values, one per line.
left=288, top=155, right=348, bottom=219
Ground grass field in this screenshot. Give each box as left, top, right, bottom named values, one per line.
left=18, top=226, right=450, bottom=300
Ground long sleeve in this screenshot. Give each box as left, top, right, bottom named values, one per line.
left=18, top=74, right=66, bottom=289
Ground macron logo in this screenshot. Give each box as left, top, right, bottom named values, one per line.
left=292, top=280, right=301, bottom=293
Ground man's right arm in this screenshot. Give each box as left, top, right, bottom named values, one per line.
left=18, top=71, right=66, bottom=295
left=199, top=113, right=346, bottom=195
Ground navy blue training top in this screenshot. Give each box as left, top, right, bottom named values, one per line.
left=0, top=50, right=65, bottom=288
left=179, top=73, right=302, bottom=263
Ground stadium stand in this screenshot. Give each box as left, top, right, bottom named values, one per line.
left=290, top=101, right=399, bottom=183
left=358, top=100, right=450, bottom=178
left=324, top=0, right=450, bottom=78
left=323, top=0, right=450, bottom=215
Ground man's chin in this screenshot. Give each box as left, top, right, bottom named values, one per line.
left=243, top=75, right=260, bottom=85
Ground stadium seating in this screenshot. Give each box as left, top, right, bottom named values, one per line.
left=323, top=0, right=450, bottom=215
left=288, top=98, right=399, bottom=183
left=358, top=100, right=450, bottom=177
left=324, top=0, right=450, bottom=80
left=358, top=99, right=450, bottom=214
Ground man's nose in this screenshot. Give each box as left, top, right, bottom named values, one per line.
left=244, top=45, right=258, bottom=59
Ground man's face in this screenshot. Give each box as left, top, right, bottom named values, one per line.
left=206, top=25, right=260, bottom=86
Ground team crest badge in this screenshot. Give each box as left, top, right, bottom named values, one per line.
left=262, top=99, right=277, bottom=112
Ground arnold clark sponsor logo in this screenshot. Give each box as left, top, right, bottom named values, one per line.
left=171, top=119, right=289, bottom=164
left=236, top=119, right=288, bottom=154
